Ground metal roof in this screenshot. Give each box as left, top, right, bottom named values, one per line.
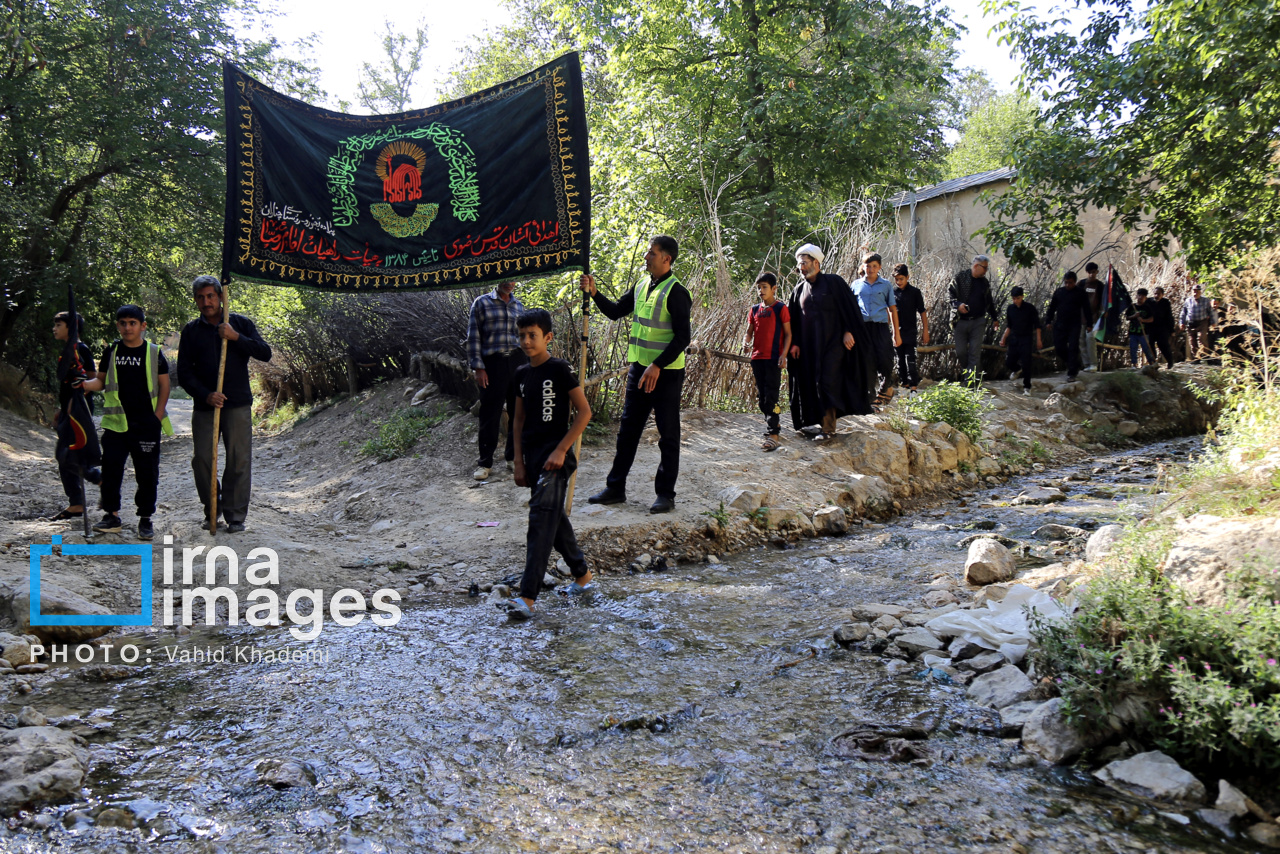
left=890, top=166, right=1016, bottom=207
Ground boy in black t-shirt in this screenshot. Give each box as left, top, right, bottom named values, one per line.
left=502, top=309, right=594, bottom=620
left=999, top=286, right=1043, bottom=395
left=1126, top=288, right=1157, bottom=368
left=51, top=311, right=101, bottom=520
left=891, top=264, right=930, bottom=393
left=82, top=305, right=174, bottom=540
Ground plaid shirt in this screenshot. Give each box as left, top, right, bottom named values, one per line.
left=1179, top=295, right=1215, bottom=327
left=466, top=290, right=525, bottom=369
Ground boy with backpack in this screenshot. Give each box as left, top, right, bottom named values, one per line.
left=81, top=305, right=174, bottom=539
left=744, top=273, right=792, bottom=451
left=502, top=309, right=595, bottom=620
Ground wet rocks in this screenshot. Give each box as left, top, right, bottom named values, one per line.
left=1216, top=779, right=1272, bottom=822
left=0, top=726, right=89, bottom=814
left=1085, top=524, right=1125, bottom=563
left=77, top=664, right=141, bottom=682
left=894, top=628, right=945, bottom=657
left=1011, top=487, right=1065, bottom=505
left=836, top=474, right=893, bottom=517
left=833, top=623, right=871, bottom=647
left=1094, top=751, right=1205, bottom=803
left=1161, top=515, right=1280, bottom=607
left=1032, top=523, right=1087, bottom=540
left=921, top=589, right=957, bottom=609
left=0, top=633, right=31, bottom=668
left=812, top=505, right=849, bottom=536
left=964, top=539, right=1015, bottom=585
left=1116, top=420, right=1141, bottom=437
left=1020, top=698, right=1098, bottom=764
left=966, top=664, right=1034, bottom=709
left=871, top=614, right=901, bottom=632
left=255, top=758, right=318, bottom=789
left=996, top=700, right=1044, bottom=736
left=851, top=603, right=908, bottom=622
left=4, top=581, right=113, bottom=644
left=15, top=707, right=46, bottom=728
left=955, top=652, right=1004, bottom=675
left=1247, top=822, right=1280, bottom=848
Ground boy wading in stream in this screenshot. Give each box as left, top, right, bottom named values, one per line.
left=501, top=309, right=595, bottom=620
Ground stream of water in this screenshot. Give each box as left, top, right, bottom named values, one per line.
left=1, top=436, right=1256, bottom=853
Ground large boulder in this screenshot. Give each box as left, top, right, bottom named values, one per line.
left=967, top=664, right=1035, bottom=709
left=838, top=430, right=910, bottom=483
left=0, top=632, right=32, bottom=667
left=965, top=539, right=1016, bottom=586
left=1011, top=487, right=1066, bottom=506
left=907, top=440, right=942, bottom=483
left=1162, top=515, right=1280, bottom=607
left=1085, top=525, right=1125, bottom=564
left=1043, top=392, right=1091, bottom=423
left=895, top=628, right=945, bottom=657
left=8, top=581, right=113, bottom=644
left=924, top=434, right=959, bottom=471
left=0, top=727, right=89, bottom=814
left=834, top=474, right=893, bottom=517
left=1094, top=751, right=1206, bottom=804
left=717, top=484, right=769, bottom=512
left=812, top=506, right=849, bottom=536
left=1020, top=697, right=1100, bottom=764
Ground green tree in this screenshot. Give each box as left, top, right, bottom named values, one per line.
left=357, top=19, right=429, bottom=114
left=979, top=0, right=1280, bottom=271
left=0, top=0, right=318, bottom=377
left=942, top=91, right=1039, bottom=179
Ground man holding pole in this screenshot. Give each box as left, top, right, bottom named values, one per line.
left=578, top=235, right=691, bottom=514
left=178, top=275, right=272, bottom=534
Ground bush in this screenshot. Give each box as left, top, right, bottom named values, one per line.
left=361, top=407, right=449, bottom=461
left=901, top=378, right=991, bottom=442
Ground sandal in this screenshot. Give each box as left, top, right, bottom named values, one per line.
left=49, top=508, right=82, bottom=521
left=761, top=435, right=781, bottom=452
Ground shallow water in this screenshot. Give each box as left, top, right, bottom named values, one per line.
left=1, top=436, right=1253, bottom=853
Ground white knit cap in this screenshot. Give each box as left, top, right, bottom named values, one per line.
left=795, top=243, right=825, bottom=263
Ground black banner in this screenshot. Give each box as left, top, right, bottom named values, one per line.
left=222, top=54, right=590, bottom=290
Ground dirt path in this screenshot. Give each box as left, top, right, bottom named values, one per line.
left=0, top=366, right=1212, bottom=630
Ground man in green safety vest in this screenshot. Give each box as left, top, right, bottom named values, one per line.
left=81, top=305, right=174, bottom=540
left=579, top=235, right=692, bottom=514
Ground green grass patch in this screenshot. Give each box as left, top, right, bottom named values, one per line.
left=361, top=407, right=450, bottom=462
left=901, top=379, right=991, bottom=443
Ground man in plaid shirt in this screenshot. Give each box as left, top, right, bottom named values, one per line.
left=466, top=280, right=526, bottom=480
left=1178, top=282, right=1215, bottom=360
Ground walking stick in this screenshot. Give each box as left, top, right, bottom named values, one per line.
left=564, top=286, right=590, bottom=515
left=209, top=284, right=230, bottom=535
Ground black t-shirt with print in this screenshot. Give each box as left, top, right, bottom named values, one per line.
left=1128, top=302, right=1154, bottom=336
left=58, top=342, right=95, bottom=409
left=102, top=342, right=169, bottom=427
left=515, top=357, right=579, bottom=472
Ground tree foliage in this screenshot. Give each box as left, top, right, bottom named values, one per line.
left=979, top=0, right=1280, bottom=271
left=0, top=0, right=317, bottom=380
left=942, top=91, right=1039, bottom=180
left=356, top=18, right=429, bottom=114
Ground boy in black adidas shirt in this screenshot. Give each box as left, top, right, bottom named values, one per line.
left=503, top=309, right=594, bottom=620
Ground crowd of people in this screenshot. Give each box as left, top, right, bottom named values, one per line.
left=52, top=277, right=273, bottom=537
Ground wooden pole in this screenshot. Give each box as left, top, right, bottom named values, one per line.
left=565, top=289, right=590, bottom=515
left=209, top=285, right=230, bottom=535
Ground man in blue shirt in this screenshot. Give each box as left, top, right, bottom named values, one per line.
left=466, top=280, right=526, bottom=481
left=850, top=252, right=902, bottom=407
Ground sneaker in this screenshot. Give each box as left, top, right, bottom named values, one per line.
left=137, top=517, right=154, bottom=540
left=226, top=522, right=246, bottom=534
left=501, top=598, right=534, bottom=620
left=1083, top=365, right=1097, bottom=372
left=558, top=579, right=597, bottom=597
left=92, top=513, right=123, bottom=534
left=473, top=466, right=491, bottom=481
left=84, top=467, right=102, bottom=486
left=1067, top=374, right=1078, bottom=382
left=587, top=487, right=626, bottom=505
left=1022, top=388, right=1032, bottom=396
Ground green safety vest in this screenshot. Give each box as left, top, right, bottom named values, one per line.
left=627, top=275, right=685, bottom=369
left=101, top=341, right=175, bottom=435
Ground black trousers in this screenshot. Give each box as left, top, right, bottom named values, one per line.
left=476, top=348, right=527, bottom=468
left=751, top=358, right=782, bottom=434
left=1151, top=329, right=1175, bottom=368
left=867, top=322, right=895, bottom=394
left=519, top=460, right=588, bottom=602
left=1005, top=336, right=1035, bottom=388
left=607, top=362, right=684, bottom=499
left=895, top=337, right=920, bottom=389
left=101, top=419, right=161, bottom=517
left=1053, top=323, right=1083, bottom=377
left=54, top=415, right=86, bottom=506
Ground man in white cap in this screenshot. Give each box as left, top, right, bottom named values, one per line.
left=786, top=243, right=876, bottom=438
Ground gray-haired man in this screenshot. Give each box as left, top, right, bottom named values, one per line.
left=949, top=255, right=999, bottom=381
left=177, top=275, right=272, bottom=533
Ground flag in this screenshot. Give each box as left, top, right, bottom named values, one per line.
left=222, top=53, right=591, bottom=291
left=1095, top=264, right=1131, bottom=341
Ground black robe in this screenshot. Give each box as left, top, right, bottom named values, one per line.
left=787, top=272, right=877, bottom=428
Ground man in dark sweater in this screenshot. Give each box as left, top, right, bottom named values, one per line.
left=1045, top=271, right=1094, bottom=381
left=949, top=255, right=999, bottom=382
left=1149, top=286, right=1176, bottom=368
left=178, top=275, right=273, bottom=533
left=999, top=286, right=1043, bottom=394
left=579, top=236, right=691, bottom=514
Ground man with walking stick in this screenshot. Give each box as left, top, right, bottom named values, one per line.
left=178, top=275, right=272, bottom=534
